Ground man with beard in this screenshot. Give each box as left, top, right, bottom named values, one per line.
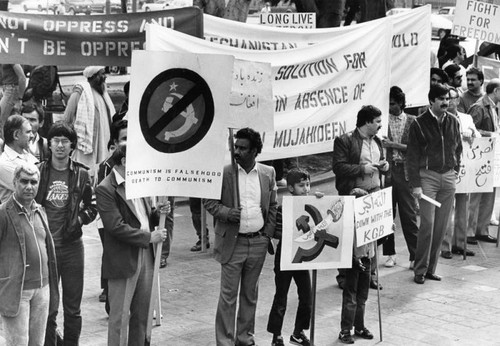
left=36, top=122, right=97, bottom=345
left=204, top=128, right=277, bottom=346
left=64, top=66, right=115, bottom=177
left=407, top=84, right=462, bottom=284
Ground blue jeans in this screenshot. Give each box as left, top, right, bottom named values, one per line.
left=46, top=239, right=84, bottom=345
left=414, top=169, right=455, bottom=276
left=1, top=284, right=50, bottom=346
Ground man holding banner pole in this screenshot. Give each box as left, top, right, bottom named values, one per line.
left=95, top=143, right=169, bottom=345
left=333, top=106, right=388, bottom=291
left=407, top=83, right=462, bottom=284
left=466, top=79, right=500, bottom=245
left=203, top=127, right=277, bottom=346
left=333, top=105, right=389, bottom=343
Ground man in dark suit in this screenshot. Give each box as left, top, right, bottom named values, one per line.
left=95, top=144, right=169, bottom=345
left=204, top=127, right=277, bottom=346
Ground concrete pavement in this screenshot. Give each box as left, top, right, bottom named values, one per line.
left=2, top=174, right=500, bottom=346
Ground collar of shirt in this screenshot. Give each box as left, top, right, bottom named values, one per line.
left=428, top=108, right=447, bottom=121
left=238, top=163, right=258, bottom=175
left=486, top=95, right=497, bottom=109
left=30, top=133, right=39, bottom=145
left=12, top=194, right=39, bottom=214
left=3, top=144, right=32, bottom=161
left=113, top=168, right=125, bottom=185
left=389, top=112, right=405, bottom=122
left=357, top=128, right=373, bottom=140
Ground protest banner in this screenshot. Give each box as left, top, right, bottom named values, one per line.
left=230, top=59, right=274, bottom=133
left=0, top=8, right=203, bottom=66
left=452, top=0, right=500, bottom=44
left=456, top=137, right=496, bottom=193
left=259, top=12, right=316, bottom=29
left=204, top=5, right=431, bottom=108
left=354, top=188, right=394, bottom=247
left=477, top=56, right=500, bottom=84
left=146, top=20, right=392, bottom=160
left=280, top=195, right=355, bottom=270
left=125, top=50, right=233, bottom=199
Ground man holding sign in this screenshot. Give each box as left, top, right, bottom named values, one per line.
left=333, top=105, right=389, bottom=293
left=407, top=84, right=462, bottom=284
left=333, top=105, right=389, bottom=343
left=466, top=78, right=500, bottom=244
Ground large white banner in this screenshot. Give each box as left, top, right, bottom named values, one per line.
left=125, top=50, right=233, bottom=199
left=456, top=137, right=496, bottom=193
left=477, top=56, right=500, bottom=84
left=146, top=21, right=392, bottom=160
left=204, top=5, right=431, bottom=108
left=281, top=196, right=355, bottom=270
left=453, top=0, right=500, bottom=44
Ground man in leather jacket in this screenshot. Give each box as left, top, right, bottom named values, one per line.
left=36, top=122, right=97, bottom=345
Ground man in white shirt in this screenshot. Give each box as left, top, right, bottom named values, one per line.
left=0, top=114, right=38, bottom=203
left=204, top=128, right=277, bottom=346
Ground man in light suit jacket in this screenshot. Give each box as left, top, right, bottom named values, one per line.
left=95, top=144, right=168, bottom=345
left=204, top=128, right=277, bottom=346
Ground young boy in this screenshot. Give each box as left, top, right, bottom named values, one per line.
left=267, top=168, right=312, bottom=346
left=338, top=188, right=375, bottom=344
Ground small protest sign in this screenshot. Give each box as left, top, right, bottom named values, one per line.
left=456, top=137, right=496, bottom=193
left=354, top=188, right=394, bottom=247
left=281, top=196, right=355, bottom=270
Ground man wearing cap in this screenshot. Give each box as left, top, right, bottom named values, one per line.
left=64, top=66, right=115, bottom=177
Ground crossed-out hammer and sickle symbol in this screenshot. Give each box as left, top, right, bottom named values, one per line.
left=292, top=204, right=339, bottom=263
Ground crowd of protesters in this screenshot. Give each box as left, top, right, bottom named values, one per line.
left=0, top=36, right=499, bottom=346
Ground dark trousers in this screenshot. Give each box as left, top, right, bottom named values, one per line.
left=340, top=258, right=370, bottom=332
left=161, top=197, right=175, bottom=258
left=267, top=244, right=312, bottom=335
left=189, top=197, right=209, bottom=240
left=45, top=239, right=84, bottom=346
left=383, top=165, right=419, bottom=261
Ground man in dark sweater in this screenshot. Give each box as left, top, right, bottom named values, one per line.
left=407, top=83, right=462, bottom=284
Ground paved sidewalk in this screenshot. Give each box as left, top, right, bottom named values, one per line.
left=2, top=176, right=500, bottom=345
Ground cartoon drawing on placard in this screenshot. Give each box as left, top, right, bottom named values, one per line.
left=281, top=196, right=354, bottom=271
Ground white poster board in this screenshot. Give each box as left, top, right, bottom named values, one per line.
left=456, top=137, right=496, bottom=193
left=354, top=188, right=394, bottom=247
left=281, top=196, right=355, bottom=270
left=230, top=59, right=274, bottom=133
left=125, top=50, right=233, bottom=199
left=452, top=0, right=500, bottom=43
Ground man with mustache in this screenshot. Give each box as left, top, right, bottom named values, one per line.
left=458, top=67, right=484, bottom=113
left=64, top=66, right=115, bottom=178
left=204, top=127, right=277, bottom=346
left=36, top=122, right=97, bottom=345
left=407, top=83, right=462, bottom=284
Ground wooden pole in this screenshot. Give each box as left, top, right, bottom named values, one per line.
left=201, top=199, right=208, bottom=252
left=374, top=248, right=383, bottom=342
left=310, top=270, right=317, bottom=346
left=145, top=211, right=167, bottom=345
left=229, top=128, right=240, bottom=207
